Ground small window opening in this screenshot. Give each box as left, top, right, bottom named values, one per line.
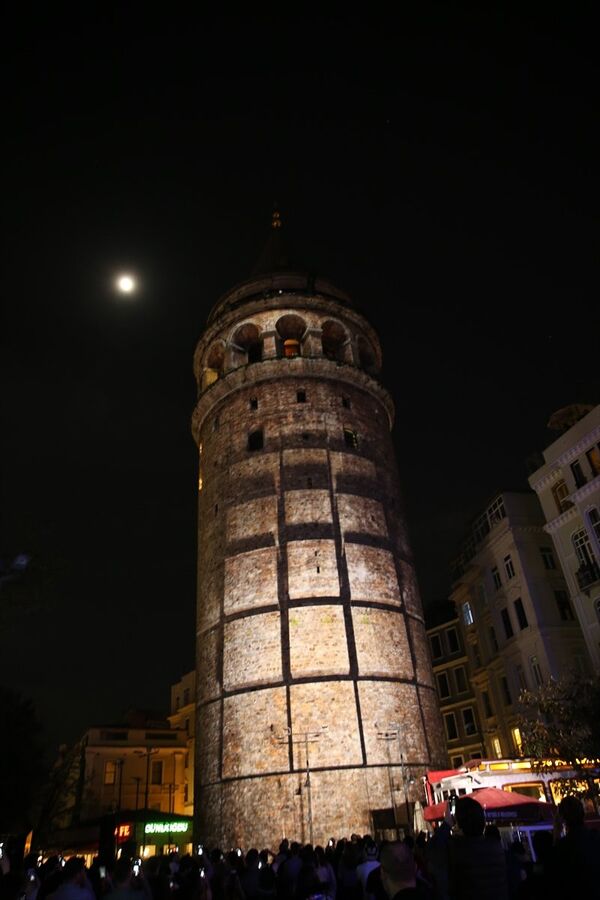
left=214, top=504, right=219, bottom=516
left=316, top=565, right=320, bottom=573
left=247, top=429, right=264, bottom=452
left=297, top=390, right=306, bottom=403
left=344, top=428, right=359, bottom=449
left=302, top=432, right=310, bottom=442
left=250, top=398, right=258, bottom=410
left=213, top=416, right=219, bottom=431
left=342, top=396, right=351, bottom=409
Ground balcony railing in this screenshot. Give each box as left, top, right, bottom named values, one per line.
left=576, top=561, right=600, bottom=594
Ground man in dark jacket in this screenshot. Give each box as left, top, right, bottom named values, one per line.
left=447, top=796, right=509, bottom=900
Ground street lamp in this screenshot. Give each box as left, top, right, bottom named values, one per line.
left=134, top=748, right=160, bottom=811
left=375, top=721, right=413, bottom=837
left=271, top=723, right=327, bottom=845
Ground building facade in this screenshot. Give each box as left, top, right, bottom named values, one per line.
left=190, top=220, right=446, bottom=847
left=79, top=722, right=187, bottom=821
left=426, top=613, right=485, bottom=767
left=168, top=671, right=196, bottom=818
left=449, top=492, right=588, bottom=759
left=528, top=404, right=600, bottom=672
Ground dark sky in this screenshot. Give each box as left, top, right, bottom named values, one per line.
left=2, top=6, right=598, bottom=755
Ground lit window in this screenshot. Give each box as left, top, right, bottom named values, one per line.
left=586, top=444, right=600, bottom=477
left=104, top=761, right=117, bottom=785
left=512, top=727, right=523, bottom=755
left=284, top=339, right=300, bottom=358
left=504, top=555, right=515, bottom=579
left=198, top=476, right=203, bottom=492
left=436, top=672, right=451, bottom=699
left=514, top=597, right=529, bottom=630
left=492, top=566, right=502, bottom=590
left=492, top=736, right=502, bottom=758
left=462, top=602, right=474, bottom=626
left=540, top=547, right=556, bottom=570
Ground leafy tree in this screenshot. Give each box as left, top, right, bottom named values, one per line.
left=0, top=685, right=46, bottom=834
left=516, top=673, right=600, bottom=800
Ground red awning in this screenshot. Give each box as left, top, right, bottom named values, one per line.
left=423, top=801, right=450, bottom=822
left=423, top=787, right=554, bottom=824
left=426, top=768, right=463, bottom=784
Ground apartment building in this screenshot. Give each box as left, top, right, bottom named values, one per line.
left=528, top=403, right=600, bottom=672
left=449, top=492, right=588, bottom=759
left=426, top=607, right=485, bottom=767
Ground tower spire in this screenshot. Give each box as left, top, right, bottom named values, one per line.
left=251, top=203, right=290, bottom=275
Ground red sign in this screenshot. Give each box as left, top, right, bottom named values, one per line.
left=114, top=823, right=133, bottom=842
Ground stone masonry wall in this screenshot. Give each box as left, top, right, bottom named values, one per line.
left=193, top=296, right=446, bottom=849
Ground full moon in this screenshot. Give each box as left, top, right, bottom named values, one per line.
left=116, top=274, right=136, bottom=293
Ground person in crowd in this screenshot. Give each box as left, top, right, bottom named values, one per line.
left=549, top=794, right=600, bottom=898
left=355, top=842, right=378, bottom=900
left=374, top=841, right=425, bottom=900
left=277, top=842, right=302, bottom=900
left=313, top=847, right=336, bottom=900
left=424, top=820, right=451, bottom=900
left=46, top=858, right=95, bottom=900
left=447, top=796, right=509, bottom=900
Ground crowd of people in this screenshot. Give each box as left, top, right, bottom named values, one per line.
left=1, top=795, right=598, bottom=900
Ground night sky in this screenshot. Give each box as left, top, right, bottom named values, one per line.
left=2, top=7, right=598, bottom=756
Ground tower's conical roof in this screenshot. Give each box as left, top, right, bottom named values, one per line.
left=251, top=206, right=291, bottom=275
left=206, top=209, right=354, bottom=325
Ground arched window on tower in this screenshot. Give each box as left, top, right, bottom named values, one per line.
left=231, top=322, right=262, bottom=365
left=276, top=314, right=306, bottom=359
left=202, top=343, right=226, bottom=391
left=357, top=336, right=379, bottom=375
left=321, top=319, right=347, bottom=362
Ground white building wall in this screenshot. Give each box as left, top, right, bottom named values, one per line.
left=529, top=405, right=600, bottom=673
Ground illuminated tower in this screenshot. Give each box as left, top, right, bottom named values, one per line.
left=191, top=215, right=445, bottom=847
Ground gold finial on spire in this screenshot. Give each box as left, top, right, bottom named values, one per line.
left=272, top=205, right=282, bottom=229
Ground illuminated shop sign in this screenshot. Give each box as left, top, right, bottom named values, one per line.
left=114, top=824, right=133, bottom=842
left=144, top=822, right=189, bottom=834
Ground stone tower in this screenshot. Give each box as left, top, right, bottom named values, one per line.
left=191, top=216, right=445, bottom=848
